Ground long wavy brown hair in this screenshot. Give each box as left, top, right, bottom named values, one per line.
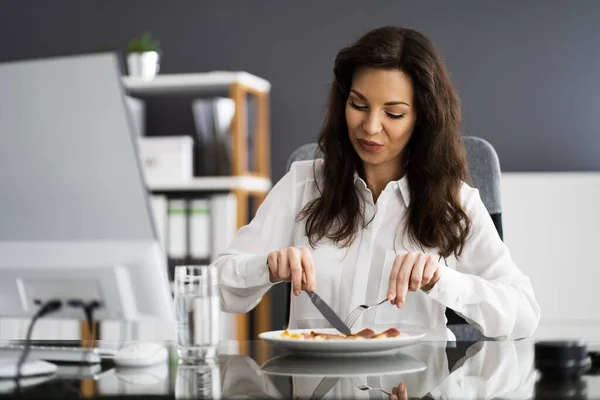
left=299, top=26, right=471, bottom=258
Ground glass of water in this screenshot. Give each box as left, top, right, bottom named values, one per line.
left=174, top=265, right=220, bottom=360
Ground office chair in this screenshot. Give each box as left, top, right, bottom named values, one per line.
left=284, top=136, right=503, bottom=341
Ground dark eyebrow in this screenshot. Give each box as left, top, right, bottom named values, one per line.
left=350, top=89, right=411, bottom=107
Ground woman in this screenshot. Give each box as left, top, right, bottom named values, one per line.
left=215, top=26, right=540, bottom=340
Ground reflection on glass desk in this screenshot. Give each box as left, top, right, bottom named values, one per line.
left=0, top=340, right=599, bottom=399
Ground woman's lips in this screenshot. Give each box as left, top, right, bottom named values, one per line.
left=358, top=139, right=384, bottom=153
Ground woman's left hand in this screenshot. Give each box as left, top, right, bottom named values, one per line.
left=387, top=252, right=440, bottom=308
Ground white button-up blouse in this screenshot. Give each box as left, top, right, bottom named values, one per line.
left=214, top=160, right=540, bottom=340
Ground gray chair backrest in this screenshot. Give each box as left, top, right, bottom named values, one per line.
left=462, top=137, right=502, bottom=215
left=286, top=136, right=502, bottom=218
left=286, top=142, right=320, bottom=172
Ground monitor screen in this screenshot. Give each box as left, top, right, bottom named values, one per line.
left=0, top=53, right=155, bottom=241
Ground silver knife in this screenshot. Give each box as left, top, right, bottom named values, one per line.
left=309, top=377, right=340, bottom=400
left=304, top=289, right=351, bottom=335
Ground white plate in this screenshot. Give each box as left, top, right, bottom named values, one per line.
left=261, top=352, right=427, bottom=377
left=258, top=328, right=425, bottom=357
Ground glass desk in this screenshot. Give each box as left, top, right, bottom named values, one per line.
left=0, top=340, right=598, bottom=399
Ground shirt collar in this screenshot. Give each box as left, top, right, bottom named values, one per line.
left=353, top=172, right=411, bottom=207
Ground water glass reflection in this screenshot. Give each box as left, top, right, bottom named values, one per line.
left=175, top=358, right=221, bottom=399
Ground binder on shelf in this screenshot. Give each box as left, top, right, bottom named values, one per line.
left=167, top=199, right=187, bottom=260
left=213, top=98, right=236, bottom=175
left=189, top=199, right=211, bottom=260
left=191, top=97, right=235, bottom=176
left=211, top=194, right=237, bottom=259
left=149, top=195, right=168, bottom=251
left=246, top=95, right=256, bottom=172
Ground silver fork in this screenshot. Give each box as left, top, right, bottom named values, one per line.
left=350, top=376, right=392, bottom=396
left=343, top=298, right=388, bottom=328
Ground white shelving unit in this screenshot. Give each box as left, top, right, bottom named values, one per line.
left=121, top=71, right=272, bottom=345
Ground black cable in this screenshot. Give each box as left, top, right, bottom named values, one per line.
left=82, top=300, right=102, bottom=338
left=15, top=299, right=62, bottom=382
left=13, top=299, right=102, bottom=395
left=67, top=299, right=102, bottom=342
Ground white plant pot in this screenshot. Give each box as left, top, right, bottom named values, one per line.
left=127, top=51, right=160, bottom=79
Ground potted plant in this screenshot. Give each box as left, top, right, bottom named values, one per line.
left=127, top=32, right=161, bottom=79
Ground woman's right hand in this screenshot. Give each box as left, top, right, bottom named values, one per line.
left=267, top=247, right=317, bottom=296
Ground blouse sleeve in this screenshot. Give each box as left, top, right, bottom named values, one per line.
left=212, top=165, right=301, bottom=314
left=426, top=186, right=541, bottom=339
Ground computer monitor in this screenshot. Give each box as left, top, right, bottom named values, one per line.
left=0, top=53, right=173, bottom=322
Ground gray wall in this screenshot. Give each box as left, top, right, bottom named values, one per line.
left=2, top=0, right=599, bottom=331
left=2, top=0, right=600, bottom=182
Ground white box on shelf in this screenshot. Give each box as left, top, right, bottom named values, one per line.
left=138, top=136, right=194, bottom=184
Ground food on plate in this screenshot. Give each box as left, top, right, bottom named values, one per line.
left=280, top=328, right=403, bottom=340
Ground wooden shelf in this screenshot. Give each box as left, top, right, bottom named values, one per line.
left=123, top=71, right=272, bottom=343
left=122, top=72, right=271, bottom=95
left=147, top=175, right=272, bottom=193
